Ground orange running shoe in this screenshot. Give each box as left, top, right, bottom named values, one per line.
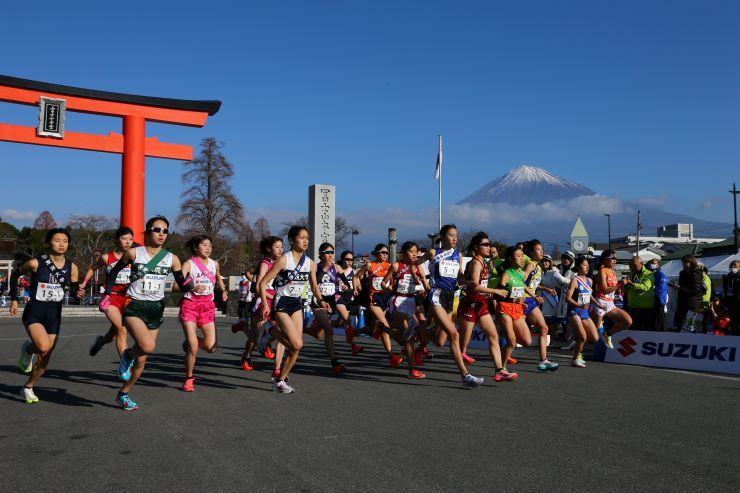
left=507, top=356, right=518, bottom=365
left=408, top=368, right=426, bottom=379
left=241, top=358, right=254, bottom=371
left=182, top=376, right=195, bottom=392
left=389, top=354, right=404, bottom=367
left=264, top=346, right=275, bottom=360
left=351, top=344, right=364, bottom=355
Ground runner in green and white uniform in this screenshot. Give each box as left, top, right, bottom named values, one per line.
left=103, top=216, right=190, bottom=411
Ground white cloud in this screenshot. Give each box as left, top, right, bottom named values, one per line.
left=633, top=194, right=668, bottom=207
left=1, top=209, right=36, bottom=223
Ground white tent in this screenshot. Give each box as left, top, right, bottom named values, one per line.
left=661, top=253, right=740, bottom=279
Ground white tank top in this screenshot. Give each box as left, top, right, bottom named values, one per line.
left=126, top=246, right=173, bottom=301
left=274, top=252, right=312, bottom=298
left=184, top=257, right=216, bottom=301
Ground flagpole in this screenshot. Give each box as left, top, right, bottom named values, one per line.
left=437, top=134, right=442, bottom=233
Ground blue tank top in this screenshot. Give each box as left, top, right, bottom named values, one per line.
left=430, top=249, right=460, bottom=292
left=29, top=254, right=72, bottom=304
left=573, top=276, right=593, bottom=306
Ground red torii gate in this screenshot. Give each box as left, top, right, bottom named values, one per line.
left=0, top=75, right=221, bottom=242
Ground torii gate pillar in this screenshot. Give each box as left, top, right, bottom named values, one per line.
left=121, top=115, right=146, bottom=239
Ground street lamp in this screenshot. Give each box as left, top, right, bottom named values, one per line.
left=604, top=214, right=612, bottom=251
left=351, top=229, right=359, bottom=254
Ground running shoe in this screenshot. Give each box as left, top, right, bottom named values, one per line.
left=271, top=369, right=281, bottom=380
left=560, top=338, right=576, bottom=351
left=182, top=376, right=195, bottom=392
left=241, top=356, right=254, bottom=371
left=605, top=335, right=614, bottom=349
left=493, top=369, right=518, bottom=382
left=118, top=349, right=134, bottom=382
left=462, top=373, right=484, bottom=388
left=571, top=358, right=586, bottom=368
left=537, top=360, right=559, bottom=372
left=331, top=362, right=346, bottom=374
left=231, top=319, right=247, bottom=334
left=408, top=368, right=426, bottom=379
left=264, top=346, right=275, bottom=360
left=461, top=353, right=476, bottom=365
left=20, top=387, right=39, bottom=404
left=89, top=335, right=105, bottom=357
left=389, top=354, right=404, bottom=367
left=115, top=393, right=138, bottom=411
left=272, top=380, right=294, bottom=393
left=506, top=356, right=518, bottom=365
left=345, top=326, right=355, bottom=344
left=351, top=344, right=364, bottom=355
left=421, top=347, right=433, bottom=359
left=18, top=341, right=35, bottom=374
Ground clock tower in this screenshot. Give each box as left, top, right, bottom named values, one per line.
left=570, top=216, right=589, bottom=254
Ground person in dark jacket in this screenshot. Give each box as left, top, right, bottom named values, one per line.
left=722, top=260, right=740, bottom=334
left=647, top=258, right=668, bottom=331
left=672, top=255, right=705, bottom=331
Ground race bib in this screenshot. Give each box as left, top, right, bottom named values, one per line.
left=194, top=276, right=214, bottom=296
left=397, top=275, right=415, bottom=294
left=319, top=282, right=336, bottom=296
left=578, top=293, right=590, bottom=306
left=439, top=259, right=459, bottom=278
left=141, top=274, right=166, bottom=295
left=115, top=267, right=131, bottom=285
left=510, top=286, right=525, bottom=299
left=372, top=277, right=384, bottom=291
left=36, top=282, right=64, bottom=302
left=529, top=278, right=541, bottom=290
left=284, top=282, right=304, bottom=297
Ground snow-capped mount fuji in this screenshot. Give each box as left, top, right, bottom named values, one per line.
left=458, top=165, right=596, bottom=205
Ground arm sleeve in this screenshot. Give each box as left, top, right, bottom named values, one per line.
left=173, top=270, right=192, bottom=293
left=9, top=269, right=20, bottom=301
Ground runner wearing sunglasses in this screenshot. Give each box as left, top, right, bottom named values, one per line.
left=10, top=228, right=80, bottom=404
left=82, top=226, right=135, bottom=358
left=336, top=250, right=364, bottom=356
left=357, top=244, right=402, bottom=367
left=259, top=226, right=329, bottom=394
left=304, top=242, right=347, bottom=374
left=179, top=234, right=229, bottom=392
left=593, top=249, right=632, bottom=348
left=102, top=216, right=190, bottom=410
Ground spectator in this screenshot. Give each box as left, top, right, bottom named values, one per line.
left=671, top=255, right=705, bottom=332
left=0, top=275, right=6, bottom=307
left=647, top=258, right=669, bottom=331
left=540, top=254, right=572, bottom=332
left=706, top=295, right=731, bottom=335
left=700, top=264, right=712, bottom=309
left=721, top=260, right=740, bottom=334
left=624, top=256, right=655, bottom=330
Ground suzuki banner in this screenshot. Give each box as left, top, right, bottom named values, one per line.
left=603, top=331, right=740, bottom=375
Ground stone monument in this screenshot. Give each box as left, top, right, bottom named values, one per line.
left=308, top=184, right=335, bottom=260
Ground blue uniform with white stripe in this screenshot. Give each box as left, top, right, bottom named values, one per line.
left=427, top=249, right=460, bottom=312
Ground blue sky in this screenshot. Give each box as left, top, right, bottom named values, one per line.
left=1, top=1, right=739, bottom=249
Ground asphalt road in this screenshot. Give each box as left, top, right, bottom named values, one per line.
left=1, top=317, right=738, bottom=492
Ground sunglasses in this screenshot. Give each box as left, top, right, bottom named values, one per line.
left=378, top=251, right=389, bottom=255
left=320, top=250, right=335, bottom=255
left=150, top=227, right=169, bottom=234
left=343, top=258, right=354, bottom=262
left=479, top=242, right=491, bottom=247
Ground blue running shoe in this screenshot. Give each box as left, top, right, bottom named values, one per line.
left=537, top=360, right=559, bottom=372
left=118, top=349, right=134, bottom=382
left=115, top=393, right=138, bottom=411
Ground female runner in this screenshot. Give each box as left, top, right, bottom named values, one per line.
left=564, top=256, right=599, bottom=367
left=592, top=250, right=632, bottom=348
left=336, top=250, right=363, bottom=356
left=258, top=226, right=328, bottom=394
left=303, top=242, right=347, bottom=374
left=457, top=232, right=517, bottom=381
left=521, top=240, right=559, bottom=371
left=10, top=229, right=79, bottom=404
left=179, top=234, right=228, bottom=392
left=82, top=226, right=134, bottom=357
left=103, top=216, right=189, bottom=410
left=420, top=224, right=484, bottom=388
left=382, top=241, right=428, bottom=379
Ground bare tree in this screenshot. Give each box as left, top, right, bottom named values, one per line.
left=177, top=138, right=246, bottom=237
left=253, top=217, right=271, bottom=239
left=66, top=215, right=117, bottom=261
left=33, top=211, right=57, bottom=230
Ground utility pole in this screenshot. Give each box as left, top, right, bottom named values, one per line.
left=731, top=183, right=739, bottom=254
left=636, top=210, right=642, bottom=257
left=604, top=213, right=612, bottom=251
